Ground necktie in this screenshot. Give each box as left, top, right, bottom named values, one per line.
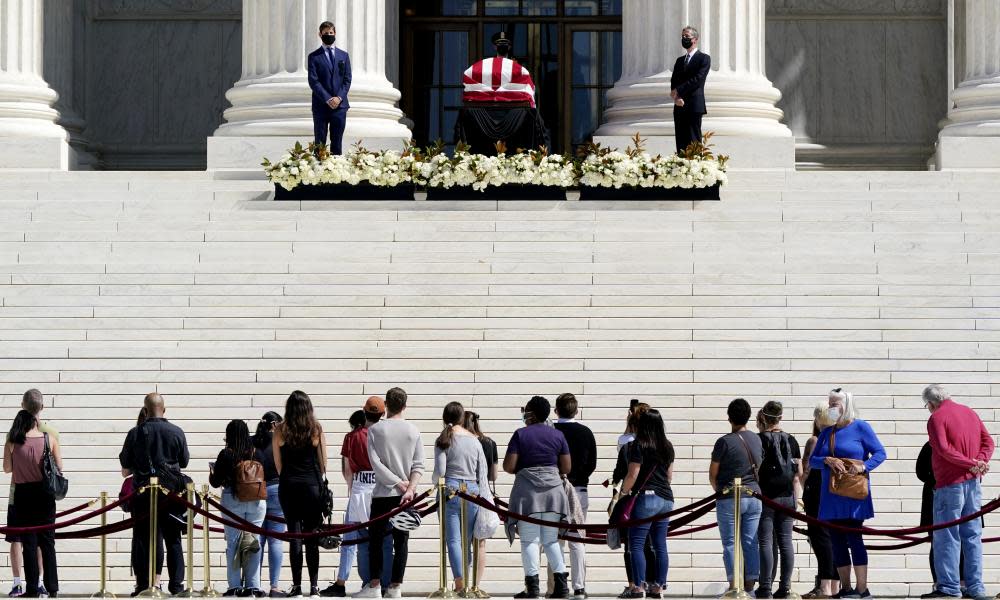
left=326, top=47, right=334, bottom=70
left=685, top=54, right=691, bottom=67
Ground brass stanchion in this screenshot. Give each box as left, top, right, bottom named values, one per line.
left=722, top=478, right=751, bottom=600
left=198, top=485, right=219, bottom=598
left=138, top=478, right=167, bottom=598
left=175, top=483, right=196, bottom=597
left=91, top=492, right=116, bottom=598
left=428, top=478, right=457, bottom=599
left=458, top=484, right=471, bottom=598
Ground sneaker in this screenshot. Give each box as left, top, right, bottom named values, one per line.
left=321, top=584, right=346, bottom=598
left=287, top=586, right=304, bottom=598
left=573, top=590, right=587, bottom=600
left=269, top=592, right=287, bottom=598
left=252, top=592, right=268, bottom=598
left=224, top=589, right=243, bottom=597
left=833, top=590, right=858, bottom=600
left=618, top=590, right=644, bottom=600
left=351, top=585, right=380, bottom=599
left=857, top=590, right=873, bottom=600
left=384, top=587, right=401, bottom=599
left=774, top=590, right=791, bottom=599
left=8, top=586, right=22, bottom=598
left=922, top=592, right=960, bottom=599
left=238, top=589, right=254, bottom=598
left=310, top=587, right=321, bottom=599
left=38, top=585, right=48, bottom=598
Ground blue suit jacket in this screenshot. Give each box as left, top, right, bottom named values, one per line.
left=308, top=46, right=352, bottom=111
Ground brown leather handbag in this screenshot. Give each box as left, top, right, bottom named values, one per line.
left=827, top=428, right=870, bottom=500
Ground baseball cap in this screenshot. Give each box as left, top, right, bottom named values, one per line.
left=364, top=396, right=386, bottom=415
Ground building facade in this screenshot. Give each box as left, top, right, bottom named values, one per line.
left=1, top=0, right=999, bottom=169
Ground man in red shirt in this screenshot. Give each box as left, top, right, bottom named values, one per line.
left=322, top=397, right=385, bottom=597
left=922, top=385, right=994, bottom=600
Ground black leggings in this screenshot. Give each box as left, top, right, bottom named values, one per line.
left=804, top=480, right=837, bottom=581
left=829, top=519, right=868, bottom=568
left=279, top=481, right=322, bottom=588
left=14, top=482, right=58, bottom=597
left=369, top=496, right=410, bottom=585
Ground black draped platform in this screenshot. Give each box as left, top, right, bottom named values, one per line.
left=454, top=104, right=550, bottom=155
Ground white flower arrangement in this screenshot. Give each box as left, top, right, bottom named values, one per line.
left=262, top=135, right=727, bottom=192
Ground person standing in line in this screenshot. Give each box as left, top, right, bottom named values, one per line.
left=6, top=389, right=58, bottom=598
left=323, top=398, right=388, bottom=597
left=552, top=393, right=597, bottom=600
left=755, top=402, right=802, bottom=599
left=612, top=402, right=656, bottom=597
left=920, top=385, right=994, bottom=600
left=211, top=420, right=267, bottom=597
left=709, top=398, right=763, bottom=594
left=274, top=391, right=327, bottom=598
left=253, top=412, right=286, bottom=598
left=433, top=402, right=490, bottom=592
left=4, top=410, right=61, bottom=599
left=670, top=26, right=711, bottom=153
left=504, top=396, right=571, bottom=600
left=463, top=411, right=498, bottom=588
left=307, top=21, right=351, bottom=154
left=356, top=388, right=424, bottom=599
left=119, top=393, right=189, bottom=597
left=619, top=410, right=675, bottom=600
left=809, top=389, right=887, bottom=600
left=802, top=403, right=840, bottom=600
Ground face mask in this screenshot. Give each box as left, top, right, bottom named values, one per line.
left=681, top=37, right=693, bottom=49
left=827, top=407, right=842, bottom=423
left=322, top=34, right=336, bottom=46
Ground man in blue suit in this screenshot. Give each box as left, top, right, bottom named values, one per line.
left=308, top=21, right=352, bottom=154
left=670, top=26, right=710, bottom=154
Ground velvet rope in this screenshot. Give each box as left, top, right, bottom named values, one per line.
left=459, top=491, right=721, bottom=532
left=54, top=516, right=141, bottom=540
left=54, top=498, right=98, bottom=519
left=755, top=491, right=1000, bottom=538
left=0, top=489, right=137, bottom=535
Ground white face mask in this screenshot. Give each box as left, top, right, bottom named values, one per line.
left=827, top=407, right=842, bottom=423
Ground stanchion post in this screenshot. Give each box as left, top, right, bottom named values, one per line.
left=198, top=485, right=219, bottom=598
left=428, top=478, right=458, bottom=599
left=469, top=505, right=489, bottom=600
left=722, top=478, right=751, bottom=600
left=176, top=483, right=196, bottom=597
left=91, top=491, right=116, bottom=598
left=138, top=478, right=167, bottom=598
left=458, top=483, right=471, bottom=598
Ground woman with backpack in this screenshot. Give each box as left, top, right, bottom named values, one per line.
left=618, top=409, right=675, bottom=599
left=252, top=412, right=285, bottom=597
left=274, top=391, right=327, bottom=598
left=3, top=410, right=61, bottom=599
left=210, top=419, right=267, bottom=597
left=755, top=401, right=802, bottom=599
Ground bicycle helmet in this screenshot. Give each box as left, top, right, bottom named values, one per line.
left=389, top=508, right=422, bottom=532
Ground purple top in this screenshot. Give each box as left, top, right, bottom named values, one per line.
left=505, top=424, right=570, bottom=471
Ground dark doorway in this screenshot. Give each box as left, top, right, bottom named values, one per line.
left=400, top=0, right=622, bottom=154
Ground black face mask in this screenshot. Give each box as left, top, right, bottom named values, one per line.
left=321, top=34, right=336, bottom=46
left=681, top=37, right=693, bottom=49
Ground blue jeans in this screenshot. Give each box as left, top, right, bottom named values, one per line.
left=338, top=524, right=392, bottom=587
left=519, top=512, right=565, bottom=577
left=222, top=490, right=266, bottom=591
left=259, top=484, right=285, bottom=591
left=933, top=479, right=985, bottom=597
left=627, top=493, right=673, bottom=588
left=446, top=479, right=480, bottom=579
left=717, top=497, right=762, bottom=583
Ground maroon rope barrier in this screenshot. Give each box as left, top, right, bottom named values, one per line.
left=756, top=492, right=1000, bottom=538
left=55, top=516, right=141, bottom=540
left=54, top=499, right=97, bottom=519
left=0, top=489, right=137, bottom=535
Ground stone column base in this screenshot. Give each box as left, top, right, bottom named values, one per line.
left=0, top=137, right=70, bottom=169
left=593, top=135, right=795, bottom=169
left=935, top=136, right=1000, bottom=170
left=206, top=135, right=410, bottom=178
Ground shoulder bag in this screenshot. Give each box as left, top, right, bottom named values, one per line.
left=42, top=433, right=69, bottom=501
left=827, top=428, right=870, bottom=500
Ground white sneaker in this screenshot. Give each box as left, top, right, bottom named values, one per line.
left=351, top=585, right=381, bottom=599
left=384, top=587, right=401, bottom=599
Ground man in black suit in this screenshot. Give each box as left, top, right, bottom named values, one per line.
left=670, top=26, right=711, bottom=153
left=307, top=21, right=352, bottom=154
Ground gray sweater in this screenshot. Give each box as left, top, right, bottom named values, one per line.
left=367, top=418, right=425, bottom=498
left=432, top=434, right=490, bottom=493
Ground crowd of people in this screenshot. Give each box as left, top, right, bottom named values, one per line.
left=1, top=385, right=995, bottom=600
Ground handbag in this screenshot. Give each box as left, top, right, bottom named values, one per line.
left=316, top=515, right=342, bottom=550
left=313, top=449, right=334, bottom=519
left=827, top=428, right=870, bottom=500
left=474, top=497, right=501, bottom=539
left=119, top=476, right=135, bottom=513
left=42, top=433, right=68, bottom=501
left=609, top=464, right=657, bottom=525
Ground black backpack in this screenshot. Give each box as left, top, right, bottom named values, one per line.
left=758, top=431, right=796, bottom=498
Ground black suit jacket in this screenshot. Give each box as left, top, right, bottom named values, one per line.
left=670, top=50, right=710, bottom=115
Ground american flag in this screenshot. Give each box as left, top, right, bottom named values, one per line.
left=462, top=57, right=536, bottom=108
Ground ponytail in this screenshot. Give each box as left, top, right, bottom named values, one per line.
left=435, top=401, right=465, bottom=450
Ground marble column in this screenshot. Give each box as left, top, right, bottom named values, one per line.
left=594, top=0, right=794, bottom=168
left=0, top=0, right=70, bottom=169
left=43, top=0, right=92, bottom=167
left=936, top=0, right=1000, bottom=169
left=208, top=0, right=411, bottom=172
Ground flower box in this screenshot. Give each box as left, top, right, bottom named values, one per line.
left=426, top=184, right=567, bottom=201
left=579, top=184, right=720, bottom=201
left=273, top=182, right=415, bottom=201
